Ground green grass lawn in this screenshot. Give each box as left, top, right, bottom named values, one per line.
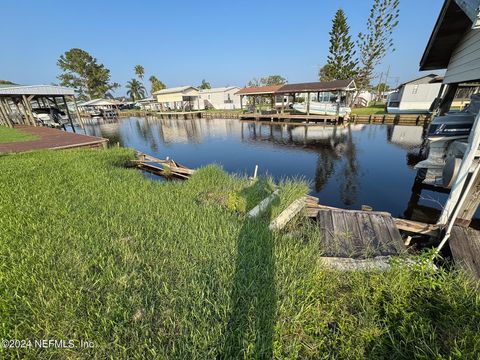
left=352, top=102, right=387, bottom=115
left=0, top=148, right=479, bottom=359
left=0, top=126, right=38, bottom=143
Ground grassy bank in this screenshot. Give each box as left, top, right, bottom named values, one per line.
left=0, top=126, right=38, bottom=143
left=351, top=102, right=387, bottom=115
left=0, top=148, right=479, bottom=359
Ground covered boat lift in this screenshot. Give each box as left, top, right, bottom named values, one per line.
left=0, top=84, right=82, bottom=132
left=236, top=79, right=356, bottom=122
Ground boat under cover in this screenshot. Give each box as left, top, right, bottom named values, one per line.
left=292, top=101, right=351, bottom=116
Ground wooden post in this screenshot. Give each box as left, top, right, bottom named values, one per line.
left=240, top=95, right=243, bottom=110
left=438, top=84, right=458, bottom=115
left=306, top=92, right=310, bottom=116
left=62, top=95, right=76, bottom=133
left=0, top=98, right=14, bottom=128
left=72, top=96, right=85, bottom=129
left=253, top=96, right=257, bottom=114
left=455, top=170, right=480, bottom=227
left=22, top=95, right=36, bottom=126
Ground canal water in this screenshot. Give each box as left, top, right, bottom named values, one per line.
left=80, top=116, right=450, bottom=219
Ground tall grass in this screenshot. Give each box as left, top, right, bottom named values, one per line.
left=0, top=126, right=38, bottom=143
left=0, top=148, right=479, bottom=359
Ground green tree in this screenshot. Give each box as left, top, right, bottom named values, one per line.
left=374, top=82, right=390, bottom=92
left=247, top=75, right=287, bottom=87
left=356, top=0, right=399, bottom=95
left=149, top=76, right=166, bottom=94
left=134, top=65, right=144, bottom=81
left=199, top=79, right=211, bottom=89
left=318, top=64, right=336, bottom=82
left=57, top=48, right=119, bottom=100
left=247, top=78, right=261, bottom=87
left=0, top=80, right=17, bottom=85
left=260, top=75, right=287, bottom=86
left=320, top=9, right=358, bottom=81
left=126, top=79, right=146, bottom=101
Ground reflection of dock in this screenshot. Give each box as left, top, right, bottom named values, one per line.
left=151, top=111, right=203, bottom=120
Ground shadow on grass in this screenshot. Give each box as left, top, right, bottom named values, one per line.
left=221, top=187, right=279, bottom=358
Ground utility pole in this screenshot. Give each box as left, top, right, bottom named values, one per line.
left=376, top=72, right=384, bottom=102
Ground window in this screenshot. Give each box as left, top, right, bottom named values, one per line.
left=412, top=85, right=419, bottom=94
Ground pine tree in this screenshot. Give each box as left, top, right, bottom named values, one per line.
left=356, top=0, right=400, bottom=93
left=320, top=9, right=357, bottom=81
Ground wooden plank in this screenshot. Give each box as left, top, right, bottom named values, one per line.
left=346, top=212, right=366, bottom=258
left=394, top=218, right=439, bottom=236
left=247, top=190, right=279, bottom=218
left=382, top=215, right=406, bottom=254
left=269, top=197, right=305, bottom=231
left=450, top=227, right=480, bottom=279
left=367, top=214, right=395, bottom=255
left=330, top=210, right=350, bottom=257
left=320, top=256, right=392, bottom=271
left=316, top=210, right=334, bottom=256
left=355, top=212, right=380, bottom=258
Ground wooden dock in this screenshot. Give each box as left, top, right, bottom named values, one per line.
left=239, top=112, right=432, bottom=126
left=269, top=195, right=406, bottom=262
left=351, top=113, right=431, bottom=126
left=240, top=113, right=338, bottom=123
left=316, top=208, right=405, bottom=258
left=0, top=126, right=108, bottom=153
left=449, top=226, right=480, bottom=279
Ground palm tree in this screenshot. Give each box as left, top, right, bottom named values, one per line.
left=149, top=75, right=166, bottom=94
left=126, top=79, right=146, bottom=101
left=199, top=79, right=211, bottom=89
left=134, top=65, right=144, bottom=81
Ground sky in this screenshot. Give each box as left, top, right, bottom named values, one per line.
left=0, top=0, right=444, bottom=96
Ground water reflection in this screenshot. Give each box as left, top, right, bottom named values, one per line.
left=79, top=117, right=429, bottom=216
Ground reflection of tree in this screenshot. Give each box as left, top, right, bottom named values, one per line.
left=314, top=151, right=336, bottom=192
left=338, top=125, right=359, bottom=206
left=136, top=118, right=158, bottom=151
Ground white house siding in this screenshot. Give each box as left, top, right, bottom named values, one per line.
left=398, top=83, right=442, bottom=112
left=198, top=87, right=241, bottom=110
left=444, top=28, right=480, bottom=83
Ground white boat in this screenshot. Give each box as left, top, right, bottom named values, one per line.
left=292, top=101, right=351, bottom=116
left=415, top=94, right=480, bottom=185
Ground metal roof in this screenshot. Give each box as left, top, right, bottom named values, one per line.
left=397, top=74, right=442, bottom=87
left=235, top=85, right=283, bottom=95
left=0, top=84, right=75, bottom=96
left=276, top=79, right=356, bottom=93
left=152, top=86, right=198, bottom=95
left=78, top=98, right=121, bottom=107
left=235, top=79, right=356, bottom=96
